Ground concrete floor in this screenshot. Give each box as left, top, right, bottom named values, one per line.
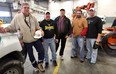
left=24, top=37, right=116, bottom=74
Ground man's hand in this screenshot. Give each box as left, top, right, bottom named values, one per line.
left=55, top=39, right=58, bottom=43
left=96, top=38, right=100, bottom=42
left=65, top=35, right=68, bottom=39
left=42, top=42, right=44, bottom=45
left=40, top=29, right=44, bottom=36
left=96, top=34, right=101, bottom=42
left=0, top=27, right=10, bottom=33
left=19, top=40, right=24, bottom=46
left=0, top=27, right=5, bottom=33
left=69, top=34, right=73, bottom=38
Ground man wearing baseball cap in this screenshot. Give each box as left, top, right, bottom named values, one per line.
left=40, top=12, right=58, bottom=68
left=86, top=8, right=103, bottom=64
left=71, top=10, right=88, bottom=63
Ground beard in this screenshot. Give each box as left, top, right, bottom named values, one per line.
left=77, top=15, right=81, bottom=18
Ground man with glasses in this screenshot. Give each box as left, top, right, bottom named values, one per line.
left=71, top=10, right=88, bottom=63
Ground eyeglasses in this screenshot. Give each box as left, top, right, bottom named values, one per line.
left=23, top=7, right=29, bottom=9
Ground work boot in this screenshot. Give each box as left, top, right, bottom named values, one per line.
left=38, top=63, right=45, bottom=72
left=53, top=60, right=57, bottom=66
left=70, top=56, right=77, bottom=58
left=80, top=60, right=84, bottom=63
left=45, top=62, right=49, bottom=69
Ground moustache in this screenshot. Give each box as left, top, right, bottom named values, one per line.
left=77, top=15, right=81, bottom=18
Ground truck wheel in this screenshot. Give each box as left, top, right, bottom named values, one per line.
left=0, top=59, right=24, bottom=74
left=101, top=32, right=116, bottom=56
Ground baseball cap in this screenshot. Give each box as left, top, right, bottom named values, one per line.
left=34, top=30, right=42, bottom=39
left=46, top=12, right=50, bottom=15
left=60, top=9, right=65, bottom=11
left=89, top=8, right=95, bottom=11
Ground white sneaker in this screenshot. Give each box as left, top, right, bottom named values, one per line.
left=60, top=56, right=64, bottom=60
left=34, top=67, right=39, bottom=72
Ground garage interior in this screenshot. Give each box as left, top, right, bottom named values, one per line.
left=0, top=0, right=116, bottom=74
left=24, top=38, right=116, bottom=74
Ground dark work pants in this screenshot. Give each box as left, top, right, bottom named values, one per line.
left=24, top=39, right=44, bottom=68
left=56, top=33, right=67, bottom=56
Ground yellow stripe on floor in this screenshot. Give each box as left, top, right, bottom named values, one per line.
left=53, top=58, right=61, bottom=74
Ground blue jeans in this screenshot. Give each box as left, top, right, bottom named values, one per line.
left=71, top=36, right=85, bottom=60
left=86, top=38, right=98, bottom=63
left=43, top=37, right=56, bottom=63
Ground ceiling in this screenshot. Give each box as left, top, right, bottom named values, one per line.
left=0, top=0, right=74, bottom=9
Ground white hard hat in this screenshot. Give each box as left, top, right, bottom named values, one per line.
left=34, top=30, right=42, bottom=39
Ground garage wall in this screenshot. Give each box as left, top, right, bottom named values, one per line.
left=97, top=0, right=116, bottom=17
left=0, top=2, right=12, bottom=23
left=49, top=0, right=95, bottom=19
left=31, top=12, right=45, bottom=21
left=97, top=0, right=116, bottom=23
left=49, top=1, right=73, bottom=19
left=49, top=0, right=116, bottom=23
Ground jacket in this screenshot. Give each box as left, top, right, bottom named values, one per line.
left=7, top=13, right=40, bottom=43
left=72, top=17, right=88, bottom=37
left=55, top=16, right=71, bottom=36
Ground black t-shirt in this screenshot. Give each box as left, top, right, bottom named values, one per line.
left=40, top=19, right=58, bottom=39
left=86, top=16, right=103, bottom=38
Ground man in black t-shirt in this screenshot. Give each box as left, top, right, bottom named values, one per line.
left=86, top=8, right=102, bottom=64
left=40, top=12, right=58, bottom=68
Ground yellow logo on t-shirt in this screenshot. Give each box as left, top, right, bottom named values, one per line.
left=45, top=26, right=54, bottom=30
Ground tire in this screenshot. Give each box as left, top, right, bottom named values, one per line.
left=101, top=32, right=116, bottom=56
left=0, top=59, right=24, bottom=74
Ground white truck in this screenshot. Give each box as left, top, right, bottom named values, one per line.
left=0, top=24, right=25, bottom=74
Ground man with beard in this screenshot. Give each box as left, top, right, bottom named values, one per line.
left=71, top=10, right=88, bottom=63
